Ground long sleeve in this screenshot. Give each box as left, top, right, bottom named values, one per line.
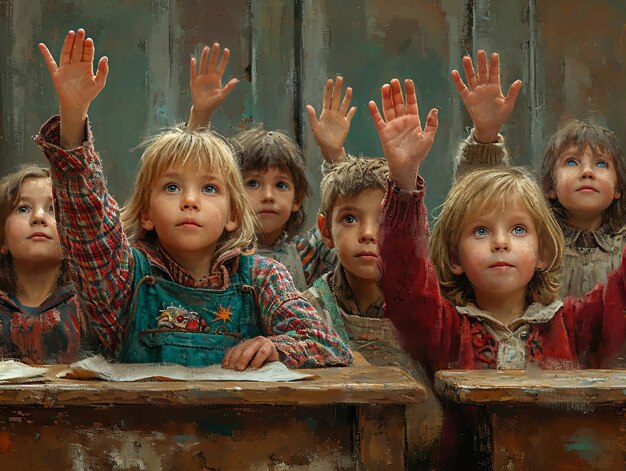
left=454, top=129, right=509, bottom=181
left=295, top=226, right=337, bottom=286
left=251, top=256, right=353, bottom=368
left=562, top=243, right=626, bottom=367
left=378, top=178, right=461, bottom=377
left=35, top=115, right=133, bottom=352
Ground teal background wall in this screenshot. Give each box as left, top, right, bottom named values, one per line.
left=2, top=0, right=626, bottom=220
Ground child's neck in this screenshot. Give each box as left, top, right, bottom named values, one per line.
left=13, top=261, right=61, bottom=307
left=343, top=271, right=382, bottom=315
left=566, top=211, right=603, bottom=232
left=258, top=229, right=283, bottom=248
left=474, top=291, right=527, bottom=326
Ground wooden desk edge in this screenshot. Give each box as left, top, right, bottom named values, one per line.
left=0, top=364, right=427, bottom=408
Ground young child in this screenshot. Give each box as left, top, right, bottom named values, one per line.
left=302, top=156, right=442, bottom=468
left=0, top=165, right=94, bottom=364
left=186, top=49, right=356, bottom=288
left=452, top=50, right=626, bottom=298
left=35, top=28, right=352, bottom=370
left=371, top=78, right=626, bottom=468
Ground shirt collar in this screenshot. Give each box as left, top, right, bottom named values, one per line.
left=330, top=264, right=385, bottom=319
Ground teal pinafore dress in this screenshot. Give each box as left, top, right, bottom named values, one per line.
left=119, top=248, right=262, bottom=366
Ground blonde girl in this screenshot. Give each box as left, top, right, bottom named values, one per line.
left=371, top=78, right=626, bottom=468
left=36, top=28, right=352, bottom=370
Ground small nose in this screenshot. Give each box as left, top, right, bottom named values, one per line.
left=358, top=220, right=377, bottom=244
left=260, top=185, right=275, bottom=202
left=31, top=207, right=48, bottom=226
left=580, top=160, right=596, bottom=179
left=491, top=230, right=510, bottom=252
left=181, top=191, right=200, bottom=210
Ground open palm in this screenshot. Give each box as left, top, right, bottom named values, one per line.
left=190, top=43, right=238, bottom=116
left=39, top=29, right=108, bottom=112
left=369, top=79, right=438, bottom=190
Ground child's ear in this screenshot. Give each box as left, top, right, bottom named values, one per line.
left=140, top=211, right=155, bottom=231
left=449, top=251, right=464, bottom=275
left=0, top=245, right=8, bottom=256
left=547, top=189, right=557, bottom=200
left=291, top=199, right=302, bottom=213
left=317, top=214, right=334, bottom=248
left=225, top=211, right=238, bottom=232
left=536, top=250, right=548, bottom=271
left=614, top=189, right=622, bottom=200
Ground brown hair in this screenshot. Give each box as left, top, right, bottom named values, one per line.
left=0, top=165, right=67, bottom=292
left=121, top=125, right=257, bottom=263
left=319, top=157, right=388, bottom=220
left=430, top=167, right=564, bottom=306
left=231, top=125, right=310, bottom=238
left=538, top=120, right=626, bottom=232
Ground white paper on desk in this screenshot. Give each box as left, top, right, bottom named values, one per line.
left=61, top=355, right=314, bottom=382
left=0, top=360, right=48, bottom=381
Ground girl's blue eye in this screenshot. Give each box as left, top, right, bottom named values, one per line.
left=596, top=160, right=608, bottom=168
left=245, top=180, right=260, bottom=189
left=512, top=225, right=527, bottom=235
left=343, top=215, right=357, bottom=224
left=16, top=205, right=30, bottom=214
left=165, top=184, right=179, bottom=193
left=565, top=159, right=578, bottom=167
left=276, top=181, right=289, bottom=190
left=474, top=227, right=488, bottom=237
left=202, top=184, right=217, bottom=194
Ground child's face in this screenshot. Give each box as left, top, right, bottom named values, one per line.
left=2, top=178, right=62, bottom=266
left=321, top=188, right=384, bottom=283
left=141, top=162, right=237, bottom=264
left=450, top=197, right=546, bottom=307
left=242, top=166, right=301, bottom=245
left=549, top=145, right=621, bottom=227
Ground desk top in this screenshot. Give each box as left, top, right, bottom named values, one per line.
left=0, top=364, right=425, bottom=408
left=436, top=369, right=626, bottom=406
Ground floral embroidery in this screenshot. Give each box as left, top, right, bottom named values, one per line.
left=157, top=305, right=206, bottom=332
left=470, top=322, right=497, bottom=365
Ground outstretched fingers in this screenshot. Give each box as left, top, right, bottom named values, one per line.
left=368, top=100, right=386, bottom=133
left=423, top=108, right=439, bottom=137
left=476, top=49, right=488, bottom=84
left=207, top=42, right=220, bottom=75
left=390, top=79, right=406, bottom=117
left=215, top=47, right=231, bottom=77
left=339, top=85, right=352, bottom=115
left=322, top=78, right=333, bottom=110
left=505, top=79, right=523, bottom=108
left=451, top=69, right=470, bottom=100
left=83, top=37, right=95, bottom=67
left=404, top=79, right=420, bottom=118
left=70, top=28, right=85, bottom=63
left=330, top=76, right=343, bottom=111
left=462, top=55, right=478, bottom=90
left=38, top=43, right=58, bottom=76
left=380, top=83, right=396, bottom=122
left=94, top=56, right=109, bottom=88
left=488, top=52, right=500, bottom=85
left=306, top=104, right=320, bottom=128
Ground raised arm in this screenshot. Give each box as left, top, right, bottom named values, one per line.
left=36, top=29, right=130, bottom=352
left=38, top=29, right=108, bottom=148
left=187, top=42, right=239, bottom=130
left=452, top=51, right=520, bottom=178
left=306, top=76, right=356, bottom=164
left=370, top=78, right=460, bottom=375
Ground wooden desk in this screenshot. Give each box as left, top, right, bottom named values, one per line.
left=0, top=362, right=424, bottom=470
left=436, top=369, right=626, bottom=470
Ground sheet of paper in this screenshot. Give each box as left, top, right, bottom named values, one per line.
left=0, top=360, right=48, bottom=381
left=60, top=355, right=314, bottom=382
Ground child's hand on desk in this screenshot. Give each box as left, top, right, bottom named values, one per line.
left=222, top=336, right=280, bottom=371
left=451, top=50, right=522, bottom=143
left=306, top=76, right=356, bottom=164
left=187, top=42, right=238, bottom=130
left=368, top=78, right=438, bottom=191
left=38, top=28, right=109, bottom=148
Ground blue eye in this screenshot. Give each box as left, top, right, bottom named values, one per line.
left=596, top=160, right=608, bottom=168
left=165, top=184, right=179, bottom=193
left=343, top=215, right=357, bottom=224
left=245, top=179, right=260, bottom=189
left=202, top=184, right=217, bottom=194
left=276, top=181, right=289, bottom=190
left=512, top=225, right=527, bottom=235
left=473, top=227, right=488, bottom=237
left=565, top=159, right=578, bottom=167
left=16, top=205, right=30, bottom=214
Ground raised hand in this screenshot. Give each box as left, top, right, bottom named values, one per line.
left=38, top=28, right=108, bottom=148
left=306, top=76, right=356, bottom=163
left=187, top=42, right=238, bottom=130
left=451, top=50, right=522, bottom=143
left=368, top=79, right=438, bottom=191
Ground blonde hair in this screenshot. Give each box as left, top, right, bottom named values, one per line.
left=319, top=157, right=388, bottom=219
left=0, top=165, right=68, bottom=292
left=231, top=125, right=310, bottom=238
left=430, top=167, right=564, bottom=306
left=121, top=125, right=257, bottom=263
